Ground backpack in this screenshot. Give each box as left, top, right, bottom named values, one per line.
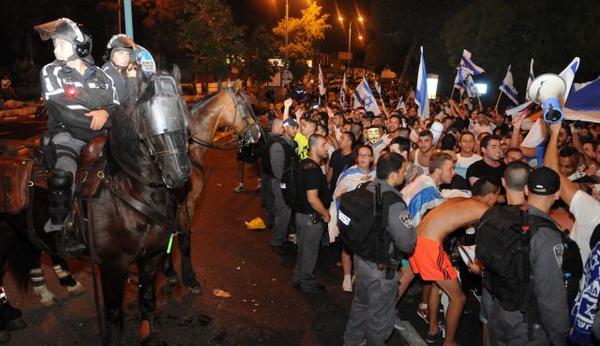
left=337, top=182, right=405, bottom=265
left=281, top=157, right=312, bottom=211
left=476, top=205, right=583, bottom=315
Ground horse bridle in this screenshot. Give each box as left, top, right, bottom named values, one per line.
left=190, top=88, right=262, bottom=150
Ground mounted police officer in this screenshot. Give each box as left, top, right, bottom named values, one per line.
left=102, top=34, right=138, bottom=104
left=34, top=18, right=119, bottom=256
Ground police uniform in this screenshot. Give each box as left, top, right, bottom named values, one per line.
left=101, top=62, right=135, bottom=104
left=35, top=18, right=119, bottom=239
left=343, top=179, right=416, bottom=346
left=488, top=203, right=569, bottom=345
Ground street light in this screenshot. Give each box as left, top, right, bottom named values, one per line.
left=338, top=14, right=365, bottom=71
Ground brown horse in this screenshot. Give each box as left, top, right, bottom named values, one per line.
left=164, top=86, right=262, bottom=291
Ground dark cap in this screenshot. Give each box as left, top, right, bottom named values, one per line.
left=282, top=118, right=298, bottom=128
left=528, top=167, right=560, bottom=195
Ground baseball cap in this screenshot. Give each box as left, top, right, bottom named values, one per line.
left=283, top=118, right=298, bottom=128
left=528, top=167, right=560, bottom=195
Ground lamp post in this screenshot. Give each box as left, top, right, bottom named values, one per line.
left=285, top=0, right=289, bottom=69
left=338, top=15, right=364, bottom=72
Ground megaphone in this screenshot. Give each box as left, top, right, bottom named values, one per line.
left=527, top=74, right=566, bottom=124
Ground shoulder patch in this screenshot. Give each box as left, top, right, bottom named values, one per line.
left=553, top=244, right=564, bottom=267
left=399, top=211, right=412, bottom=228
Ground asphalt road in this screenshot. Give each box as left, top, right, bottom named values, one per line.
left=0, top=120, right=483, bottom=345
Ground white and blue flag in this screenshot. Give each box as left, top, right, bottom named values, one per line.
left=559, top=57, right=580, bottom=102
left=415, top=46, right=429, bottom=119
left=499, top=65, right=519, bottom=105
left=354, top=78, right=381, bottom=115
left=525, top=58, right=535, bottom=100
left=453, top=67, right=468, bottom=89
left=459, top=49, right=485, bottom=76
left=318, top=64, right=326, bottom=96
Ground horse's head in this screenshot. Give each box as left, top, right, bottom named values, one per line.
left=134, top=68, right=191, bottom=188
left=221, top=81, right=262, bottom=146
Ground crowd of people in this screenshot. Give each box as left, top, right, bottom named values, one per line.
left=246, top=77, right=600, bottom=345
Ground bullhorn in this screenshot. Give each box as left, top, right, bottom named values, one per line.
left=527, top=74, right=566, bottom=124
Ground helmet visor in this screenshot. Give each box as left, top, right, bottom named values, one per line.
left=34, top=18, right=83, bottom=42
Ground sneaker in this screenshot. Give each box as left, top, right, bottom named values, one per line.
left=424, top=329, right=442, bottom=344
left=393, top=315, right=407, bottom=331
left=288, top=234, right=297, bottom=244
left=342, top=277, right=353, bottom=293
left=417, top=306, right=429, bottom=324
left=233, top=183, right=246, bottom=193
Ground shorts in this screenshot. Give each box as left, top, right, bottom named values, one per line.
left=237, top=144, right=256, bottom=163
left=409, top=236, right=458, bottom=281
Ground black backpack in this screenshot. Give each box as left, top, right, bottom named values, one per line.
left=476, top=205, right=583, bottom=314
left=281, top=158, right=313, bottom=211
left=337, top=182, right=404, bottom=265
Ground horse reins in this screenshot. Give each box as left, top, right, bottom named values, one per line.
left=190, top=89, right=261, bottom=150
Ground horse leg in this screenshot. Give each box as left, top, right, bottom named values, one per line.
left=137, top=255, right=163, bottom=342
left=50, top=255, right=84, bottom=296
left=179, top=232, right=201, bottom=293
left=29, top=267, right=56, bottom=307
left=176, top=166, right=204, bottom=292
left=0, top=286, right=27, bottom=343
left=100, top=262, right=128, bottom=346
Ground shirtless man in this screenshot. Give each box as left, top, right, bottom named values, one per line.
left=408, top=177, right=499, bottom=345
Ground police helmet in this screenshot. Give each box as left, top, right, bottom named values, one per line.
left=104, top=34, right=135, bottom=64
left=34, top=18, right=92, bottom=61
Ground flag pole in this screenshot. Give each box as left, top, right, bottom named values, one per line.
left=450, top=86, right=456, bottom=100
left=494, top=91, right=503, bottom=111
left=468, top=75, right=483, bottom=110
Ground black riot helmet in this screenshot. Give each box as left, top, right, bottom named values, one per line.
left=104, top=34, right=135, bottom=66
left=34, top=18, right=92, bottom=61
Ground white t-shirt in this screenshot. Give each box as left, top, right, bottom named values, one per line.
left=569, top=190, right=600, bottom=264
left=455, top=153, right=482, bottom=179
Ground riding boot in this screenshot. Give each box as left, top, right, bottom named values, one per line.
left=47, top=169, right=86, bottom=258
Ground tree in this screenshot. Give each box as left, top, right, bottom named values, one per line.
left=177, top=0, right=245, bottom=81
left=272, top=2, right=331, bottom=61
left=240, top=26, right=278, bottom=84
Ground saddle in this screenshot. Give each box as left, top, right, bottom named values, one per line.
left=0, top=135, right=107, bottom=214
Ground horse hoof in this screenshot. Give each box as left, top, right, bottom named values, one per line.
left=0, top=330, right=10, bottom=344
left=187, top=285, right=203, bottom=295
left=67, top=281, right=85, bottom=296
left=139, top=320, right=152, bottom=341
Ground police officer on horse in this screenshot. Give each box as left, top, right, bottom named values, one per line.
left=34, top=18, right=120, bottom=256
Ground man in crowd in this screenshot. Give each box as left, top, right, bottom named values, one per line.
left=409, top=130, right=435, bottom=172
left=455, top=132, right=481, bottom=180
left=485, top=167, right=569, bottom=344
left=327, top=131, right=355, bottom=198
left=466, top=134, right=505, bottom=187
left=382, top=115, right=401, bottom=145
left=292, top=134, right=331, bottom=294
left=267, top=118, right=297, bottom=255
left=409, top=177, right=499, bottom=345
left=343, top=153, right=416, bottom=346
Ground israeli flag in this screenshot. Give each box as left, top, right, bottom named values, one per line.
left=559, top=57, right=580, bottom=101
left=499, top=65, right=519, bottom=105
left=318, top=64, right=326, bottom=96
left=465, top=75, right=479, bottom=98
left=525, top=58, right=535, bottom=100
left=396, top=95, right=404, bottom=111
left=354, top=77, right=381, bottom=115
left=453, top=67, right=468, bottom=89
left=460, top=49, right=485, bottom=76
left=415, top=46, right=429, bottom=119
